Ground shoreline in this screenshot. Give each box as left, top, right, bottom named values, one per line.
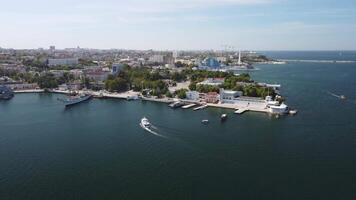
left=12, top=89, right=293, bottom=116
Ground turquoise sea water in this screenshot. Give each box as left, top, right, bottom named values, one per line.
left=1, top=51, right=356, bottom=199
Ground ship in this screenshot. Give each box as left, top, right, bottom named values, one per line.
left=0, top=85, right=14, bottom=100
left=140, top=117, right=152, bottom=130
left=59, top=94, right=92, bottom=107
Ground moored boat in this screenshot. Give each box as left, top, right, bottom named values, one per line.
left=221, top=114, right=228, bottom=121
left=59, top=94, right=92, bottom=107
left=0, top=85, right=14, bottom=100
left=169, top=101, right=184, bottom=108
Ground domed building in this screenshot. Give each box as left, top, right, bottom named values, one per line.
left=200, top=57, right=221, bottom=69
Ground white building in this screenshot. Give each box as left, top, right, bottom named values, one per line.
left=197, top=78, right=225, bottom=86
left=149, top=53, right=174, bottom=65
left=216, top=57, right=227, bottom=63
left=149, top=55, right=164, bottom=63
left=186, top=91, right=200, bottom=101
left=219, top=89, right=243, bottom=103
left=268, top=103, right=288, bottom=114
left=48, top=58, right=79, bottom=66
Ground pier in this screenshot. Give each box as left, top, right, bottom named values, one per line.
left=234, top=108, right=248, bottom=114
left=193, top=105, right=208, bottom=111
left=182, top=104, right=196, bottom=109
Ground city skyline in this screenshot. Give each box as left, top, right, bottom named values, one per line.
left=1, top=0, right=356, bottom=50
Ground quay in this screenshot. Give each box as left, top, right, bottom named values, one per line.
left=12, top=89, right=289, bottom=115
left=234, top=108, right=248, bottom=114
left=141, top=96, right=175, bottom=103
left=14, top=89, right=45, bottom=93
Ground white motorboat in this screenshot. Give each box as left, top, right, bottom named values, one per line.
left=140, top=117, right=151, bottom=130
left=201, top=119, right=209, bottom=124
left=221, top=114, right=228, bottom=121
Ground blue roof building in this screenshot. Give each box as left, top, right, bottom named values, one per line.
left=200, top=57, right=221, bottom=69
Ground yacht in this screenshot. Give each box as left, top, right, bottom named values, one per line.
left=140, top=117, right=152, bottom=129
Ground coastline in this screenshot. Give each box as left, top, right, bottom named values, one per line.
left=12, top=89, right=292, bottom=115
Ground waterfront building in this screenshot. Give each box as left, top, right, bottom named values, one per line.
left=185, top=91, right=200, bottom=101
left=268, top=103, right=288, bottom=114
left=48, top=58, right=79, bottom=66
left=204, top=92, right=219, bottom=103
left=58, top=82, right=82, bottom=91
left=219, top=89, right=243, bottom=103
left=197, top=78, right=225, bottom=86
left=85, top=70, right=110, bottom=82
left=7, top=83, right=39, bottom=90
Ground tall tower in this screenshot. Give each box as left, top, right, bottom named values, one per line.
left=238, top=50, right=242, bottom=65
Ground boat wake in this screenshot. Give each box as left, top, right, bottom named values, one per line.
left=281, top=59, right=356, bottom=63
left=326, top=91, right=344, bottom=99
left=140, top=123, right=168, bottom=139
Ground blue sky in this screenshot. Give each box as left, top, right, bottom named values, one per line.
left=1, top=0, right=356, bottom=50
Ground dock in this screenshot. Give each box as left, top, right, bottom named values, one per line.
left=193, top=104, right=208, bottom=111
left=182, top=104, right=196, bottom=109
left=234, top=108, right=248, bottom=114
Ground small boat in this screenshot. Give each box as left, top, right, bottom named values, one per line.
left=60, top=94, right=92, bottom=107
left=201, top=119, right=209, bottom=124
left=140, top=117, right=152, bottom=130
left=289, top=110, right=298, bottom=115
left=169, top=101, right=184, bottom=108
left=340, top=95, right=346, bottom=100
left=221, top=114, right=228, bottom=121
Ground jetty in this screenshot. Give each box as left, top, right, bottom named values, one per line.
left=182, top=104, right=196, bottom=109
left=193, top=104, right=208, bottom=111
left=234, top=108, right=248, bottom=114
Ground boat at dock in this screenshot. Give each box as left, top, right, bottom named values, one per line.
left=59, top=94, right=92, bottom=107
left=169, top=101, right=184, bottom=108
left=0, top=85, right=14, bottom=100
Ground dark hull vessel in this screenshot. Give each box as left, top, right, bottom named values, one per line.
left=58, top=94, right=92, bottom=107
left=0, top=85, right=14, bottom=100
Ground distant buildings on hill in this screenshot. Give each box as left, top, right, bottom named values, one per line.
left=48, top=58, right=79, bottom=66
